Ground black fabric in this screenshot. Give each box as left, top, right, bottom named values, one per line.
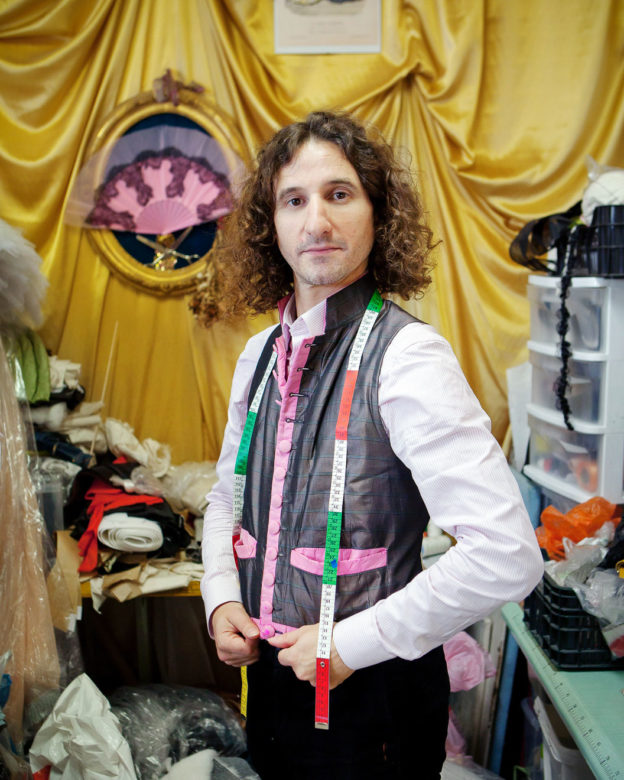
left=599, top=518, right=624, bottom=570
left=34, top=428, right=95, bottom=469
left=31, top=383, right=86, bottom=410
left=509, top=201, right=582, bottom=273
left=245, top=642, right=449, bottom=780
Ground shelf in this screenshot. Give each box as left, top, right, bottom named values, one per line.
left=80, top=579, right=202, bottom=599
left=502, top=602, right=624, bottom=780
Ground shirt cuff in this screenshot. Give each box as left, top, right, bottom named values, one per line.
left=333, top=603, right=396, bottom=670
left=200, top=573, right=242, bottom=638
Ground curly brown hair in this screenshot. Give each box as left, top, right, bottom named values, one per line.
left=189, top=111, right=437, bottom=325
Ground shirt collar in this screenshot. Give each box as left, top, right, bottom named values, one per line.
left=278, top=293, right=327, bottom=351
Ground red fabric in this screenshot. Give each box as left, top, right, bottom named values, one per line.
left=77, top=477, right=163, bottom=572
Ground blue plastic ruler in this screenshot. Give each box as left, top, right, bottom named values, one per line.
left=502, top=603, right=624, bottom=779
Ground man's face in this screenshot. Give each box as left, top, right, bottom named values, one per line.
left=273, top=139, right=375, bottom=309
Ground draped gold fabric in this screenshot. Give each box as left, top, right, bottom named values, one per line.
left=1, top=0, right=623, bottom=462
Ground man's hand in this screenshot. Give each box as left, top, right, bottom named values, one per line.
left=211, top=602, right=260, bottom=667
left=267, top=623, right=354, bottom=689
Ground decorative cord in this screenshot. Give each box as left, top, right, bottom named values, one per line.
left=554, top=227, right=575, bottom=431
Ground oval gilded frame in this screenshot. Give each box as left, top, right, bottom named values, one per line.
left=83, top=88, right=247, bottom=296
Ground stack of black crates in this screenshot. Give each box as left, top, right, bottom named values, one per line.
left=523, top=571, right=624, bottom=670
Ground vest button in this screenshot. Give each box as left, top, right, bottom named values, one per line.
left=261, top=601, right=272, bottom=615
left=260, top=625, right=275, bottom=639
left=278, top=439, right=292, bottom=453
left=266, top=546, right=278, bottom=560
left=263, top=572, right=275, bottom=587
left=269, top=520, right=280, bottom=535
left=274, top=466, right=287, bottom=480
left=271, top=494, right=283, bottom=508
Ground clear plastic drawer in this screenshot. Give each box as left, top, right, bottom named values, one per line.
left=528, top=412, right=624, bottom=500
left=528, top=282, right=604, bottom=352
left=529, top=349, right=603, bottom=424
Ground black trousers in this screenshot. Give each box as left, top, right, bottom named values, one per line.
left=245, top=642, right=450, bottom=780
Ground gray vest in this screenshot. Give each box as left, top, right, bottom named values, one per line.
left=239, top=276, right=430, bottom=629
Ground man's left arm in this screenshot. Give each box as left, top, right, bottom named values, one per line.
left=332, top=323, right=544, bottom=672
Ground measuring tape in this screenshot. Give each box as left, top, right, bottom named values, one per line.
left=234, top=350, right=277, bottom=719
left=315, top=291, right=383, bottom=729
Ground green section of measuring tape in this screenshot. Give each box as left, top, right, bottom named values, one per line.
left=369, top=289, right=383, bottom=312
left=322, top=511, right=342, bottom=584
left=234, top=410, right=258, bottom=475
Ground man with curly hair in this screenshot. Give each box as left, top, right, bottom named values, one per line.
left=200, top=111, right=543, bottom=779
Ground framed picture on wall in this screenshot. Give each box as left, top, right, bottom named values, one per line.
left=274, top=0, right=381, bottom=54
left=65, top=84, right=246, bottom=296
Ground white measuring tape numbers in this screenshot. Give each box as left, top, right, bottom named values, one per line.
left=315, top=290, right=383, bottom=729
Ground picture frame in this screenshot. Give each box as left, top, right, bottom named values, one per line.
left=274, top=0, right=382, bottom=54
left=76, top=87, right=246, bottom=296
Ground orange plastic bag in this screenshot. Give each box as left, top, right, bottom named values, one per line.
left=536, top=496, right=620, bottom=560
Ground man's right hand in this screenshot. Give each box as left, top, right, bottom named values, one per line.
left=211, top=601, right=260, bottom=667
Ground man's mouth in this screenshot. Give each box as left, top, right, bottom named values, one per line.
left=300, top=245, right=343, bottom=254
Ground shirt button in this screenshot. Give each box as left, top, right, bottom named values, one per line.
left=278, top=439, right=291, bottom=453
left=266, top=546, right=278, bottom=560
left=274, top=466, right=287, bottom=480
left=269, top=520, right=280, bottom=535
left=261, top=625, right=275, bottom=639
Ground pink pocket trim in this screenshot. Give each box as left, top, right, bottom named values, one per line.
left=290, top=546, right=387, bottom=576
left=234, top=528, right=257, bottom=559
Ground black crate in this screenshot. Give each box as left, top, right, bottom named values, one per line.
left=523, top=573, right=624, bottom=671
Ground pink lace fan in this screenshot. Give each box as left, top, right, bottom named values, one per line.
left=66, top=125, right=243, bottom=234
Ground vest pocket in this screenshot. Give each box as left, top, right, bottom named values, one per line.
left=290, top=546, right=387, bottom=576
left=234, top=528, right=257, bottom=559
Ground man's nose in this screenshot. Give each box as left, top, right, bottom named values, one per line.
left=304, top=198, right=331, bottom=237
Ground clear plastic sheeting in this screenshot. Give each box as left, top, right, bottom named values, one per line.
left=29, top=673, right=137, bottom=779
left=108, top=684, right=247, bottom=779
left=0, top=338, right=60, bottom=749
left=161, top=461, right=217, bottom=517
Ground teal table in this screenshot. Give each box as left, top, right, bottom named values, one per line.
left=502, top=602, right=624, bottom=779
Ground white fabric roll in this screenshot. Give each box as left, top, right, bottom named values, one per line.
left=98, top=512, right=163, bottom=552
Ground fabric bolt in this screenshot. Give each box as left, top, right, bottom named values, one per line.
left=201, top=281, right=544, bottom=670
left=97, top=512, right=164, bottom=552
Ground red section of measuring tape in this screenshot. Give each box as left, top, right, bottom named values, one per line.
left=335, top=370, right=358, bottom=440
left=315, top=658, right=330, bottom=728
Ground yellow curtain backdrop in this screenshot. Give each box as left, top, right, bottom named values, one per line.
left=1, top=0, right=623, bottom=463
